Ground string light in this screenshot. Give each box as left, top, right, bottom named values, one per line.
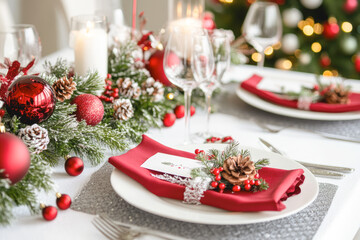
left=275, top=59, right=292, bottom=70
left=294, top=49, right=301, bottom=58
left=341, top=22, right=353, bottom=33
left=313, top=23, right=323, bottom=34
left=311, top=42, right=322, bottom=53
left=323, top=70, right=333, bottom=76
left=251, top=52, right=262, bottom=62
left=273, top=42, right=281, bottom=50
left=298, top=20, right=306, bottom=30
left=219, top=0, right=233, bottom=3
left=303, top=25, right=314, bottom=36
left=166, top=93, right=174, bottom=100
left=332, top=70, right=339, bottom=76
left=264, top=46, right=274, bottom=56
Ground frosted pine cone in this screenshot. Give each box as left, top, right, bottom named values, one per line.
left=141, top=77, right=164, bottom=102
left=18, top=124, right=50, bottom=154
left=116, top=78, right=141, bottom=99
left=113, top=99, right=134, bottom=121
left=52, top=76, right=77, bottom=102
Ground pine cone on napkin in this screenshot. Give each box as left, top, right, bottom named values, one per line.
left=323, top=85, right=350, bottom=104
left=222, top=155, right=257, bottom=185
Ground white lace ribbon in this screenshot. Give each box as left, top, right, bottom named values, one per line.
left=297, top=95, right=313, bottom=110
left=151, top=173, right=211, bottom=205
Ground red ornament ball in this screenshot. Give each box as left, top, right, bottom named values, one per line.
left=202, top=12, right=216, bottom=31
left=0, top=133, right=30, bottom=184
left=146, top=50, right=173, bottom=86
left=56, top=193, right=72, bottom=210
left=42, top=205, right=57, bottom=221
left=5, top=76, right=56, bottom=124
left=65, top=156, right=84, bottom=176
left=174, top=105, right=185, bottom=119
left=190, top=106, right=196, bottom=116
left=343, top=0, right=358, bottom=13
left=320, top=54, right=331, bottom=68
left=71, top=94, right=104, bottom=126
left=163, top=113, right=176, bottom=127
left=355, top=56, right=360, bottom=73
left=323, top=22, right=340, bottom=39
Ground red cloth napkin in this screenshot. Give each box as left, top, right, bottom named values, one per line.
left=240, top=74, right=360, bottom=113
left=109, top=135, right=305, bottom=212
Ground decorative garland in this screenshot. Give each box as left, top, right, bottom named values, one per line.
left=0, top=39, right=198, bottom=225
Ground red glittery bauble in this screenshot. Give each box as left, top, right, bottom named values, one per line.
left=0, top=133, right=30, bottom=184
left=71, top=94, right=104, bottom=126
left=323, top=22, right=340, bottom=39
left=42, top=206, right=57, bottom=221
left=146, top=50, right=174, bottom=86
left=344, top=0, right=358, bottom=13
left=163, top=113, right=176, bottom=127
left=65, top=156, right=84, bottom=176
left=56, top=193, right=72, bottom=210
left=5, top=76, right=56, bottom=124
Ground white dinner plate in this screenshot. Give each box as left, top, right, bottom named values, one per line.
left=236, top=87, right=360, bottom=121
left=110, top=144, right=319, bottom=225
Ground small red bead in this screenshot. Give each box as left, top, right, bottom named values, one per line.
left=244, top=184, right=251, bottom=191
left=105, top=85, right=112, bottom=90
left=211, top=137, right=216, bottom=143
left=215, top=175, right=221, bottom=181
left=218, top=167, right=224, bottom=172
left=111, top=92, right=119, bottom=98
left=0, top=109, right=5, bottom=118
left=255, top=180, right=261, bottom=186
left=106, top=74, right=112, bottom=79
left=212, top=168, right=220, bottom=175
left=195, top=149, right=200, bottom=154
left=219, top=183, right=226, bottom=190
left=244, top=180, right=250, bottom=185
left=249, top=179, right=255, bottom=185
left=232, top=185, right=241, bottom=192
left=113, top=88, right=119, bottom=93
left=254, top=173, right=259, bottom=179
left=211, top=181, right=218, bottom=188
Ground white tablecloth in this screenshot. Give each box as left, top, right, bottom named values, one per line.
left=1, top=48, right=360, bottom=240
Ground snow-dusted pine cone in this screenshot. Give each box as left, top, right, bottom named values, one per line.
left=113, top=99, right=134, bottom=121
left=52, top=76, right=77, bottom=102
left=141, top=77, right=164, bottom=102
left=116, top=78, right=141, bottom=99
left=18, top=124, right=50, bottom=154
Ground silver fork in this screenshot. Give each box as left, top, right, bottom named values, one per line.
left=92, top=215, right=186, bottom=240
left=253, top=120, right=360, bottom=143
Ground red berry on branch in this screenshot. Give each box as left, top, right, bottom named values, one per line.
left=190, top=106, right=196, bottom=116
left=41, top=204, right=57, bottom=221
left=56, top=193, right=72, bottom=210
left=215, top=175, right=221, bottom=181
left=232, top=185, right=241, bottom=192
left=218, top=167, right=224, bottom=172
left=106, top=74, right=112, bottom=79
left=249, top=179, right=255, bottom=185
left=244, top=179, right=250, bottom=185
left=174, top=105, right=185, bottom=119
left=219, top=183, right=226, bottom=190
left=244, top=184, right=251, bottom=191
left=163, top=113, right=176, bottom=127
left=313, top=85, right=320, bottom=91
left=211, top=181, right=218, bottom=188
left=254, top=173, right=260, bottom=179
left=255, top=180, right=261, bottom=186
left=0, top=109, right=5, bottom=118
left=199, top=150, right=205, bottom=154
left=212, top=168, right=220, bottom=175
left=194, top=149, right=200, bottom=154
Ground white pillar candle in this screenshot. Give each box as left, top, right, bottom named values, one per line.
left=74, top=23, right=108, bottom=78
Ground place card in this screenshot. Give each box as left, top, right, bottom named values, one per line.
left=257, top=76, right=314, bottom=93
left=141, top=153, right=202, bottom=178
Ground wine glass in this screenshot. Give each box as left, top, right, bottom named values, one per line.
left=164, top=26, right=214, bottom=144
left=242, top=1, right=282, bottom=67
left=0, top=24, right=41, bottom=69
left=198, top=30, right=230, bottom=138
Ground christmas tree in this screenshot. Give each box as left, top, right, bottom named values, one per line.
left=207, top=0, right=360, bottom=79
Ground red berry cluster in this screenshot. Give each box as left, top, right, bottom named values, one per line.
left=205, top=136, right=234, bottom=143
left=163, top=105, right=196, bottom=127
left=99, top=74, right=119, bottom=103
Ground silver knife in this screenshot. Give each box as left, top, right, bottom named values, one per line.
left=259, top=138, right=353, bottom=177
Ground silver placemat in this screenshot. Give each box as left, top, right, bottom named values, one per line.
left=72, top=163, right=338, bottom=240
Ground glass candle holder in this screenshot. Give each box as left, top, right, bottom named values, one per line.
left=70, top=15, right=108, bottom=78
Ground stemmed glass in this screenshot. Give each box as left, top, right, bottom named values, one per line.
left=242, top=1, right=282, bottom=67
left=198, top=30, right=230, bottom=137
left=164, top=26, right=214, bottom=144
left=0, top=24, right=42, bottom=69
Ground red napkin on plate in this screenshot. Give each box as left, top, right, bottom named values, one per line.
left=109, top=135, right=305, bottom=212
left=240, top=74, right=360, bottom=113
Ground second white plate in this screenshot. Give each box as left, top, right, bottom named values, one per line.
left=110, top=144, right=318, bottom=225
